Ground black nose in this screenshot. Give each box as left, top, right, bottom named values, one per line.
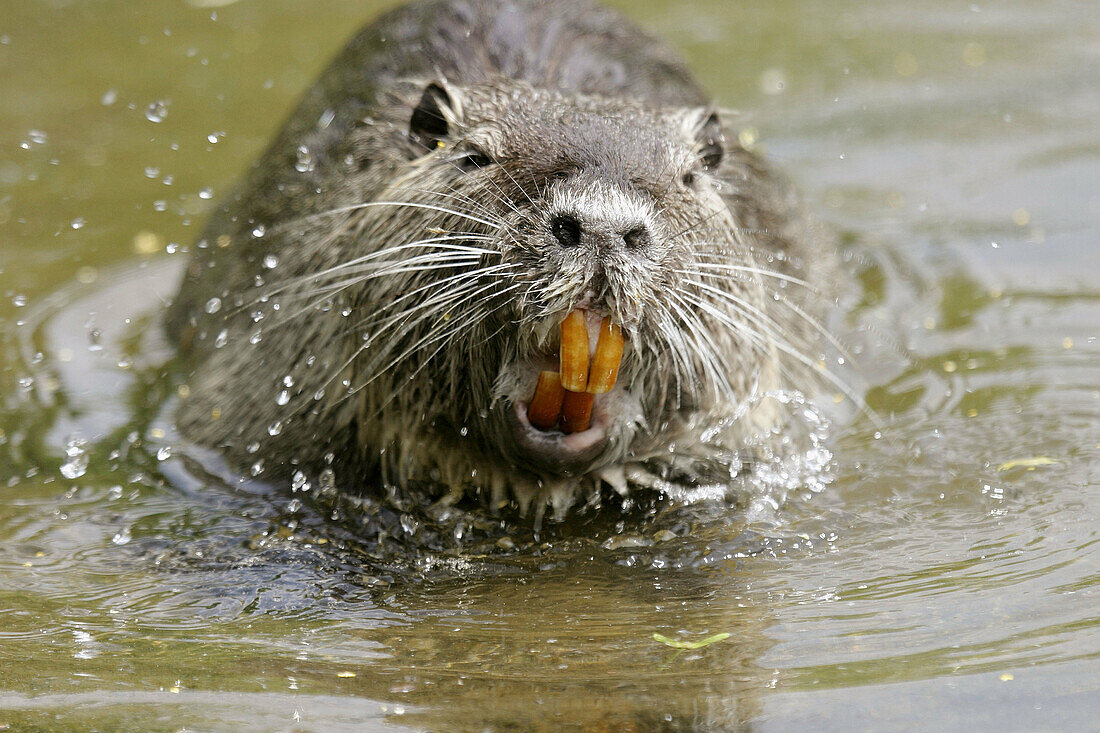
left=550, top=215, right=582, bottom=248
left=551, top=215, right=652, bottom=252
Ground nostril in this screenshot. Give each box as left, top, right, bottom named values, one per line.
left=622, top=226, right=651, bottom=250
left=550, top=215, right=583, bottom=248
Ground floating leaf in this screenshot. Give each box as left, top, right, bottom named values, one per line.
left=653, top=632, right=730, bottom=650
left=997, top=457, right=1057, bottom=471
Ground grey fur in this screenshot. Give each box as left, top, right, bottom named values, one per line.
left=168, top=0, right=835, bottom=518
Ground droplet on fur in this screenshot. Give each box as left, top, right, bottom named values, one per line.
left=318, top=468, right=336, bottom=495
left=294, top=145, right=315, bottom=173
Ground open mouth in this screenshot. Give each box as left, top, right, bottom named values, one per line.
left=508, top=308, right=626, bottom=475
left=527, top=309, right=624, bottom=432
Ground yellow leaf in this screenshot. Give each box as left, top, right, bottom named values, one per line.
left=997, top=457, right=1056, bottom=471
left=653, top=632, right=730, bottom=650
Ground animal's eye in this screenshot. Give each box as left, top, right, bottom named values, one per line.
left=459, top=147, right=494, bottom=170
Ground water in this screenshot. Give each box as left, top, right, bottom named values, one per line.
left=1, top=0, right=1097, bottom=730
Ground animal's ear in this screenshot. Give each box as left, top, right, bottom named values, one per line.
left=409, top=82, right=455, bottom=151
left=694, top=109, right=724, bottom=171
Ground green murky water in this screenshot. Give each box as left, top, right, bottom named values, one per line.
left=1, top=0, right=1097, bottom=730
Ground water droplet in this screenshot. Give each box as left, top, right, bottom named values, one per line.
left=101, top=89, right=118, bottom=106
left=198, top=186, right=213, bottom=200
left=70, top=217, right=86, bottom=230
left=250, top=459, right=265, bottom=476
left=27, top=129, right=48, bottom=145
left=267, top=421, right=283, bottom=436
left=759, top=68, right=787, bottom=96
left=143, top=166, right=159, bottom=179
left=282, top=375, right=294, bottom=387
left=275, top=390, right=290, bottom=406
left=204, top=297, right=222, bottom=314
left=12, top=294, right=27, bottom=307
left=286, top=498, right=302, bottom=513
left=214, top=329, right=228, bottom=348
left=263, top=254, right=279, bottom=269
left=246, top=441, right=260, bottom=454
left=60, top=436, right=89, bottom=479
left=156, top=446, right=172, bottom=461
left=249, top=329, right=263, bottom=345
left=112, top=526, right=132, bottom=545
left=319, top=468, right=336, bottom=494
left=291, top=470, right=311, bottom=493
left=144, top=100, right=168, bottom=123
left=251, top=224, right=266, bottom=238
left=313, top=388, right=325, bottom=401
left=399, top=514, right=420, bottom=535
left=206, top=131, right=223, bottom=144
left=153, top=200, right=167, bottom=212
left=294, top=145, right=315, bottom=173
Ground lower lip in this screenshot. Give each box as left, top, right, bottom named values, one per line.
left=512, top=399, right=609, bottom=454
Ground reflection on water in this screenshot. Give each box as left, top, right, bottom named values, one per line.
left=1, top=0, right=1097, bottom=730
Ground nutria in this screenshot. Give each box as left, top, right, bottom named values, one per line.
left=168, top=0, right=835, bottom=521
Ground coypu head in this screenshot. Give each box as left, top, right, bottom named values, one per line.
left=332, top=77, right=777, bottom=503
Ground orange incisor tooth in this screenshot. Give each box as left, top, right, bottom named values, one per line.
left=586, top=317, right=623, bottom=394
left=527, top=371, right=565, bottom=430
left=559, top=309, right=589, bottom=392
left=560, top=390, right=595, bottom=434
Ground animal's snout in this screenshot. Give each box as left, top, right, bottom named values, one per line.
left=549, top=213, right=653, bottom=254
